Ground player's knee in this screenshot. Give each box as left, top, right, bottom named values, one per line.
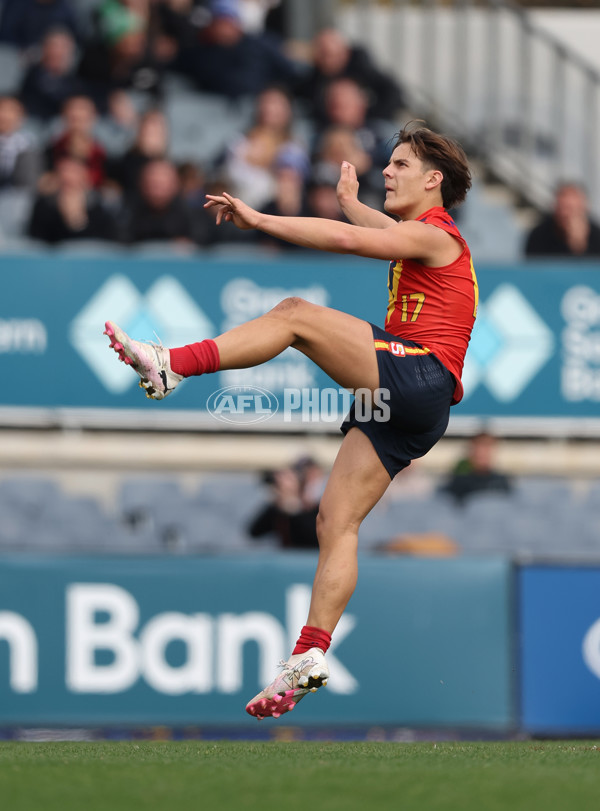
left=316, top=510, right=330, bottom=545
left=316, top=509, right=355, bottom=547
left=270, top=296, right=309, bottom=318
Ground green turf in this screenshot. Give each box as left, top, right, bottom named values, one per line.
left=1, top=740, right=599, bottom=811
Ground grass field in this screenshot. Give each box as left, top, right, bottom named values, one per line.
left=1, top=740, right=599, bottom=811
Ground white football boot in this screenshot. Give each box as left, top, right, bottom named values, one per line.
left=246, top=647, right=329, bottom=720
left=104, top=320, right=183, bottom=400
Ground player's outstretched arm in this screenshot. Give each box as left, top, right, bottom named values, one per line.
left=204, top=191, right=454, bottom=264
left=205, top=191, right=384, bottom=254
left=336, top=161, right=398, bottom=229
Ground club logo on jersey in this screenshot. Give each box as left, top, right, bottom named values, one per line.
left=390, top=341, right=405, bottom=356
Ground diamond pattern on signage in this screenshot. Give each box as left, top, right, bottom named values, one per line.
left=462, top=283, right=555, bottom=402
left=70, top=275, right=215, bottom=393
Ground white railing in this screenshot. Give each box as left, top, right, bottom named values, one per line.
left=334, top=0, right=600, bottom=218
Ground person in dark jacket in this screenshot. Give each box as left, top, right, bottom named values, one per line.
left=248, top=457, right=326, bottom=549
left=440, top=432, right=512, bottom=505
left=175, top=0, right=301, bottom=98
left=0, top=0, right=82, bottom=49
left=295, top=27, right=405, bottom=124
left=524, top=182, right=600, bottom=258
left=28, top=155, right=117, bottom=243
left=119, top=158, right=197, bottom=244
left=19, top=28, right=83, bottom=121
left=107, top=108, right=169, bottom=195
left=45, top=95, right=107, bottom=188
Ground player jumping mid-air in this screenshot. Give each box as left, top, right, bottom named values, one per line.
left=104, top=122, right=478, bottom=720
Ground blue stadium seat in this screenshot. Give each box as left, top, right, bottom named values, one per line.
left=458, top=176, right=526, bottom=263
left=0, top=476, right=60, bottom=521
left=0, top=45, right=24, bottom=95
left=0, top=510, right=30, bottom=550
left=53, top=239, right=123, bottom=256
left=0, top=189, right=34, bottom=238
left=513, top=476, right=574, bottom=508
left=0, top=236, right=47, bottom=254
left=165, top=89, right=253, bottom=165
left=119, top=476, right=185, bottom=515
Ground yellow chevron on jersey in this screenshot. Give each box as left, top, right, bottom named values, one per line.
left=386, top=260, right=403, bottom=324
left=469, top=256, right=479, bottom=319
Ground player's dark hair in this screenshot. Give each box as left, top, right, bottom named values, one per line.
left=393, top=122, right=472, bottom=209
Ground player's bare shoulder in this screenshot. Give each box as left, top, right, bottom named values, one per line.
left=386, top=219, right=461, bottom=265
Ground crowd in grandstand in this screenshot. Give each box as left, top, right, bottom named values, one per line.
left=0, top=0, right=406, bottom=248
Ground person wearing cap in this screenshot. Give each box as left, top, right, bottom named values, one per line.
left=174, top=0, right=301, bottom=97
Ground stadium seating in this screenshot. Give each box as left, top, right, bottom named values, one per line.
left=0, top=45, right=24, bottom=95
left=39, top=238, right=123, bottom=255
left=0, top=189, right=35, bottom=242
left=456, top=177, right=526, bottom=263
left=0, top=471, right=598, bottom=561
left=165, top=89, right=254, bottom=166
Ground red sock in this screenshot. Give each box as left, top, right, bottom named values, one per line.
left=293, top=625, right=332, bottom=655
left=169, top=340, right=220, bottom=377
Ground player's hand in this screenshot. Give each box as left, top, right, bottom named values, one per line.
left=336, top=161, right=360, bottom=205
left=204, top=192, right=259, bottom=230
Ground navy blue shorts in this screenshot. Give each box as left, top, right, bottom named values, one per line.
left=341, top=323, right=455, bottom=479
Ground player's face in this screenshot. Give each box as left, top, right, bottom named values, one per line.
left=382, top=143, right=432, bottom=217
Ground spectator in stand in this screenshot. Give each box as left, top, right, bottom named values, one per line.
left=315, top=77, right=392, bottom=174
left=296, top=27, right=405, bottom=124
left=311, top=124, right=381, bottom=208
left=217, top=85, right=308, bottom=210
left=19, top=28, right=83, bottom=121
left=256, top=148, right=352, bottom=252
left=439, top=432, right=513, bottom=505
left=247, top=456, right=326, bottom=550
left=524, top=182, right=600, bottom=258
left=78, top=0, right=171, bottom=111
left=45, top=95, right=107, bottom=188
left=257, top=142, right=310, bottom=251
left=178, top=160, right=206, bottom=211
left=96, top=0, right=185, bottom=66
left=119, top=157, right=199, bottom=245
left=148, top=0, right=202, bottom=53
left=28, top=155, right=117, bottom=243
left=0, top=96, right=41, bottom=189
left=175, top=0, right=301, bottom=98
left=94, top=89, right=140, bottom=157
left=107, top=107, right=169, bottom=195
left=0, top=0, right=83, bottom=50
left=305, top=169, right=349, bottom=223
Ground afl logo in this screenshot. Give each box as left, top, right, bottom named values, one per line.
left=207, top=386, right=279, bottom=424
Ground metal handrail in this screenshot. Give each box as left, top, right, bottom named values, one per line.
left=335, top=0, right=600, bottom=218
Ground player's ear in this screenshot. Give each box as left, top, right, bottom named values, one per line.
left=425, top=169, right=443, bottom=192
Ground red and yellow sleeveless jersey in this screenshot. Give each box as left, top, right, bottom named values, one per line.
left=383, top=206, right=478, bottom=404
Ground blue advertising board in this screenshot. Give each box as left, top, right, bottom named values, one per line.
left=519, top=565, right=600, bottom=734
left=0, top=556, right=514, bottom=728
left=0, top=253, right=599, bottom=427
